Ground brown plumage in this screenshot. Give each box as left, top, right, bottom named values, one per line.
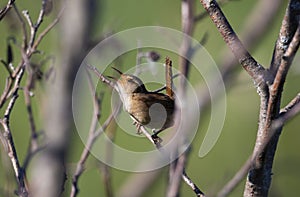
left=111, top=68, right=175, bottom=135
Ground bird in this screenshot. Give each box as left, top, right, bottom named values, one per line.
left=109, top=67, right=175, bottom=139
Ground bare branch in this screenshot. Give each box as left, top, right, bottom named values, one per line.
left=0, top=67, right=28, bottom=196
left=32, top=5, right=65, bottom=51
left=263, top=23, right=300, bottom=130
left=244, top=19, right=300, bottom=197
left=86, top=64, right=115, bottom=89
left=71, top=68, right=121, bottom=197
left=276, top=93, right=300, bottom=127
left=0, top=0, right=15, bottom=21
left=280, top=93, right=300, bottom=116
left=199, top=0, right=298, bottom=196
left=218, top=92, right=300, bottom=197
left=182, top=169, right=205, bottom=197
left=199, top=0, right=267, bottom=85
left=22, top=10, right=36, bottom=48
left=270, top=0, right=300, bottom=75
left=0, top=78, right=12, bottom=108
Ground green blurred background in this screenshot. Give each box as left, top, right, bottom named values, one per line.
left=0, top=0, right=299, bottom=196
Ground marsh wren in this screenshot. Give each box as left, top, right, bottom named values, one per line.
left=109, top=64, right=175, bottom=137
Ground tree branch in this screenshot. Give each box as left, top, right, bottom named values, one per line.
left=32, top=5, right=64, bottom=51
left=244, top=10, right=300, bottom=196
left=0, top=67, right=28, bottom=197
left=218, top=92, right=300, bottom=197
left=199, top=0, right=267, bottom=86
left=70, top=69, right=119, bottom=197
left=199, top=0, right=300, bottom=196
left=0, top=0, right=15, bottom=21
left=270, top=0, right=300, bottom=75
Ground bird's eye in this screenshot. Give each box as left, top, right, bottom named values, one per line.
left=128, top=79, right=135, bottom=83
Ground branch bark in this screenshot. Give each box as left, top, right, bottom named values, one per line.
left=199, top=0, right=300, bottom=196
left=0, top=0, right=15, bottom=20
left=244, top=2, right=300, bottom=196
left=199, top=0, right=268, bottom=86
left=0, top=68, right=28, bottom=197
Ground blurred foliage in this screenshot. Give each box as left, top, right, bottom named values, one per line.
left=0, top=0, right=299, bottom=196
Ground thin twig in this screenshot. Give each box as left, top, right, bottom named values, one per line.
left=12, top=4, right=28, bottom=49
left=32, top=5, right=65, bottom=51
left=280, top=93, right=300, bottom=115
left=22, top=10, right=35, bottom=48
left=0, top=0, right=15, bottom=21
left=276, top=93, right=300, bottom=126
left=199, top=0, right=267, bottom=86
left=70, top=68, right=120, bottom=197
left=86, top=64, right=115, bottom=88
left=0, top=2, right=65, bottom=196
left=0, top=67, right=28, bottom=196
left=182, top=169, right=205, bottom=197
left=140, top=124, right=205, bottom=197
left=0, top=78, right=12, bottom=108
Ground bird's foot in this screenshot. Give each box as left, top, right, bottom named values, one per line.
left=151, top=132, right=163, bottom=145
left=133, top=121, right=142, bottom=135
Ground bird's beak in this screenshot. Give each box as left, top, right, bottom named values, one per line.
left=107, top=75, right=117, bottom=80
left=111, top=67, right=123, bottom=75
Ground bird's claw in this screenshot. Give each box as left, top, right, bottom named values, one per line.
left=133, top=121, right=142, bottom=134
left=151, top=133, right=163, bottom=144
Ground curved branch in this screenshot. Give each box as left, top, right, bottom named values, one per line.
left=199, top=0, right=267, bottom=85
